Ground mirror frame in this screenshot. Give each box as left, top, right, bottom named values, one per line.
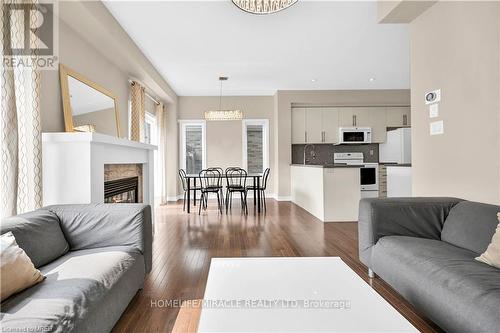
left=59, top=64, right=121, bottom=137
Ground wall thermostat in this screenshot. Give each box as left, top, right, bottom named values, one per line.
left=425, top=89, right=441, bottom=104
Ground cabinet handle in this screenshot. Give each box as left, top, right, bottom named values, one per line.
left=322, top=131, right=325, bottom=142
left=403, top=114, right=407, bottom=126
left=305, top=132, right=307, bottom=143
left=354, top=115, right=357, bottom=126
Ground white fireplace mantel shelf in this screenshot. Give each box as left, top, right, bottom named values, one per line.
left=42, top=132, right=157, bottom=207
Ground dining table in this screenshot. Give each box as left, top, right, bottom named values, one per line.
left=184, top=173, right=264, bottom=214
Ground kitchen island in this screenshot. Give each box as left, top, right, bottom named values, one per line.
left=290, top=164, right=361, bottom=222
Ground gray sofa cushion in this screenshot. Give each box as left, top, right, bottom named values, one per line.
left=441, top=201, right=500, bottom=254
left=0, top=246, right=145, bottom=333
left=372, top=236, right=500, bottom=333
left=1, top=210, right=69, bottom=268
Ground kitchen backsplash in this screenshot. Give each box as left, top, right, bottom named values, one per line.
left=291, top=143, right=379, bottom=164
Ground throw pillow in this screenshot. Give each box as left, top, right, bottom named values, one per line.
left=1, top=232, right=45, bottom=301
left=475, top=213, right=500, bottom=269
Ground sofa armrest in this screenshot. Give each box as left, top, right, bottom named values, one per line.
left=47, top=204, right=152, bottom=273
left=358, top=197, right=462, bottom=268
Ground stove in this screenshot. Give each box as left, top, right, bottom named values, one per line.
left=333, top=152, right=379, bottom=198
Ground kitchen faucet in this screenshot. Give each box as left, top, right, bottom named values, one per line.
left=303, top=144, right=316, bottom=164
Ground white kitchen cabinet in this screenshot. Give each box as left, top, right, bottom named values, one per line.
left=322, top=108, right=339, bottom=143
left=339, top=108, right=355, bottom=127
left=305, top=108, right=323, bottom=143
left=386, top=107, right=411, bottom=127
left=339, top=108, right=371, bottom=127
left=368, top=107, right=387, bottom=143
left=291, top=108, right=307, bottom=144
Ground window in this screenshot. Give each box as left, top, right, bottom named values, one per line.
left=180, top=121, right=206, bottom=174
left=144, top=112, right=157, bottom=145
left=243, top=119, right=269, bottom=174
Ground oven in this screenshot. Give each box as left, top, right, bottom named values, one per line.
left=360, top=163, right=379, bottom=197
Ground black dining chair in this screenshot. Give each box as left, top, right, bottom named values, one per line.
left=206, top=167, right=224, bottom=205
left=225, top=167, right=248, bottom=214
left=198, top=169, right=223, bottom=214
left=179, top=169, right=202, bottom=212
left=246, top=168, right=270, bottom=211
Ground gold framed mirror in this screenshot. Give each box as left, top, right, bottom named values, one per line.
left=59, top=64, right=121, bottom=137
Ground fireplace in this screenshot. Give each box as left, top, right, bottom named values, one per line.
left=104, top=177, right=139, bottom=203
left=104, top=164, right=143, bottom=203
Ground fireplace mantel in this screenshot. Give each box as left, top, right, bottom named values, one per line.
left=42, top=132, right=156, bottom=207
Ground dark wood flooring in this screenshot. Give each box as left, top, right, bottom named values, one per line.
left=112, top=199, right=442, bottom=333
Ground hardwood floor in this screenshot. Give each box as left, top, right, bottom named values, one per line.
left=112, top=199, right=442, bottom=333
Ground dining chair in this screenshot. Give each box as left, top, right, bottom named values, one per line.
left=246, top=168, right=270, bottom=211
left=206, top=167, right=224, bottom=205
left=179, top=169, right=201, bottom=212
left=198, top=169, right=223, bottom=214
left=225, top=167, right=248, bottom=214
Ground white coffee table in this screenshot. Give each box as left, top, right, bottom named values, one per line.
left=198, top=257, right=418, bottom=332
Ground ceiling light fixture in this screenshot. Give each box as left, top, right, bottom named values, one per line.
left=232, top=0, right=298, bottom=15
left=205, top=77, right=243, bottom=121
left=369, top=77, right=375, bottom=82
left=311, top=78, right=317, bottom=83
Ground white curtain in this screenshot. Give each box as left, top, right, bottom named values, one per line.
left=1, top=1, right=43, bottom=218
left=156, top=103, right=167, bottom=204
left=130, top=81, right=145, bottom=142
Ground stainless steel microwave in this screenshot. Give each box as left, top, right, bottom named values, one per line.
left=338, top=127, right=372, bottom=144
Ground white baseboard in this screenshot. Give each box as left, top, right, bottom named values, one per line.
left=166, top=195, right=183, bottom=202
left=166, top=193, right=291, bottom=202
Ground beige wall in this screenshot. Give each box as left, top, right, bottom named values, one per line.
left=40, top=19, right=130, bottom=136
left=39, top=2, right=180, bottom=199
left=177, top=96, right=275, bottom=195
left=410, top=2, right=500, bottom=204
left=274, top=90, right=411, bottom=198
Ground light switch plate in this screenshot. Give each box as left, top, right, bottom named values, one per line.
left=429, top=104, right=439, bottom=118
left=430, top=120, right=444, bottom=135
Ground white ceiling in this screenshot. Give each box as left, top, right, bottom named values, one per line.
left=104, top=1, right=409, bottom=96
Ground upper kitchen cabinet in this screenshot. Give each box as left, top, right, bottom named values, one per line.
left=322, top=108, right=339, bottom=143
left=291, top=107, right=339, bottom=144
left=291, top=108, right=307, bottom=144
left=368, top=107, right=387, bottom=143
left=386, top=107, right=411, bottom=127
left=305, top=108, right=323, bottom=143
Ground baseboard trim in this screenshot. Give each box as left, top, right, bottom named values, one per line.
left=167, top=193, right=290, bottom=202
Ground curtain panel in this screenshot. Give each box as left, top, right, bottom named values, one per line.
left=130, top=81, right=145, bottom=142
left=1, top=0, right=43, bottom=218
left=156, top=103, right=167, bottom=205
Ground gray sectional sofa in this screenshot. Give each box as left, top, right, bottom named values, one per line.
left=359, top=197, right=500, bottom=333
left=0, top=204, right=152, bottom=333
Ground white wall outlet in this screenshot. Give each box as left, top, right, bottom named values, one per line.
left=430, top=120, right=444, bottom=135
left=425, top=89, right=441, bottom=105
left=429, top=104, right=439, bottom=118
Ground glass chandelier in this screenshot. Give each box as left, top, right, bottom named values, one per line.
left=205, top=77, right=243, bottom=121
left=232, top=0, right=298, bottom=15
